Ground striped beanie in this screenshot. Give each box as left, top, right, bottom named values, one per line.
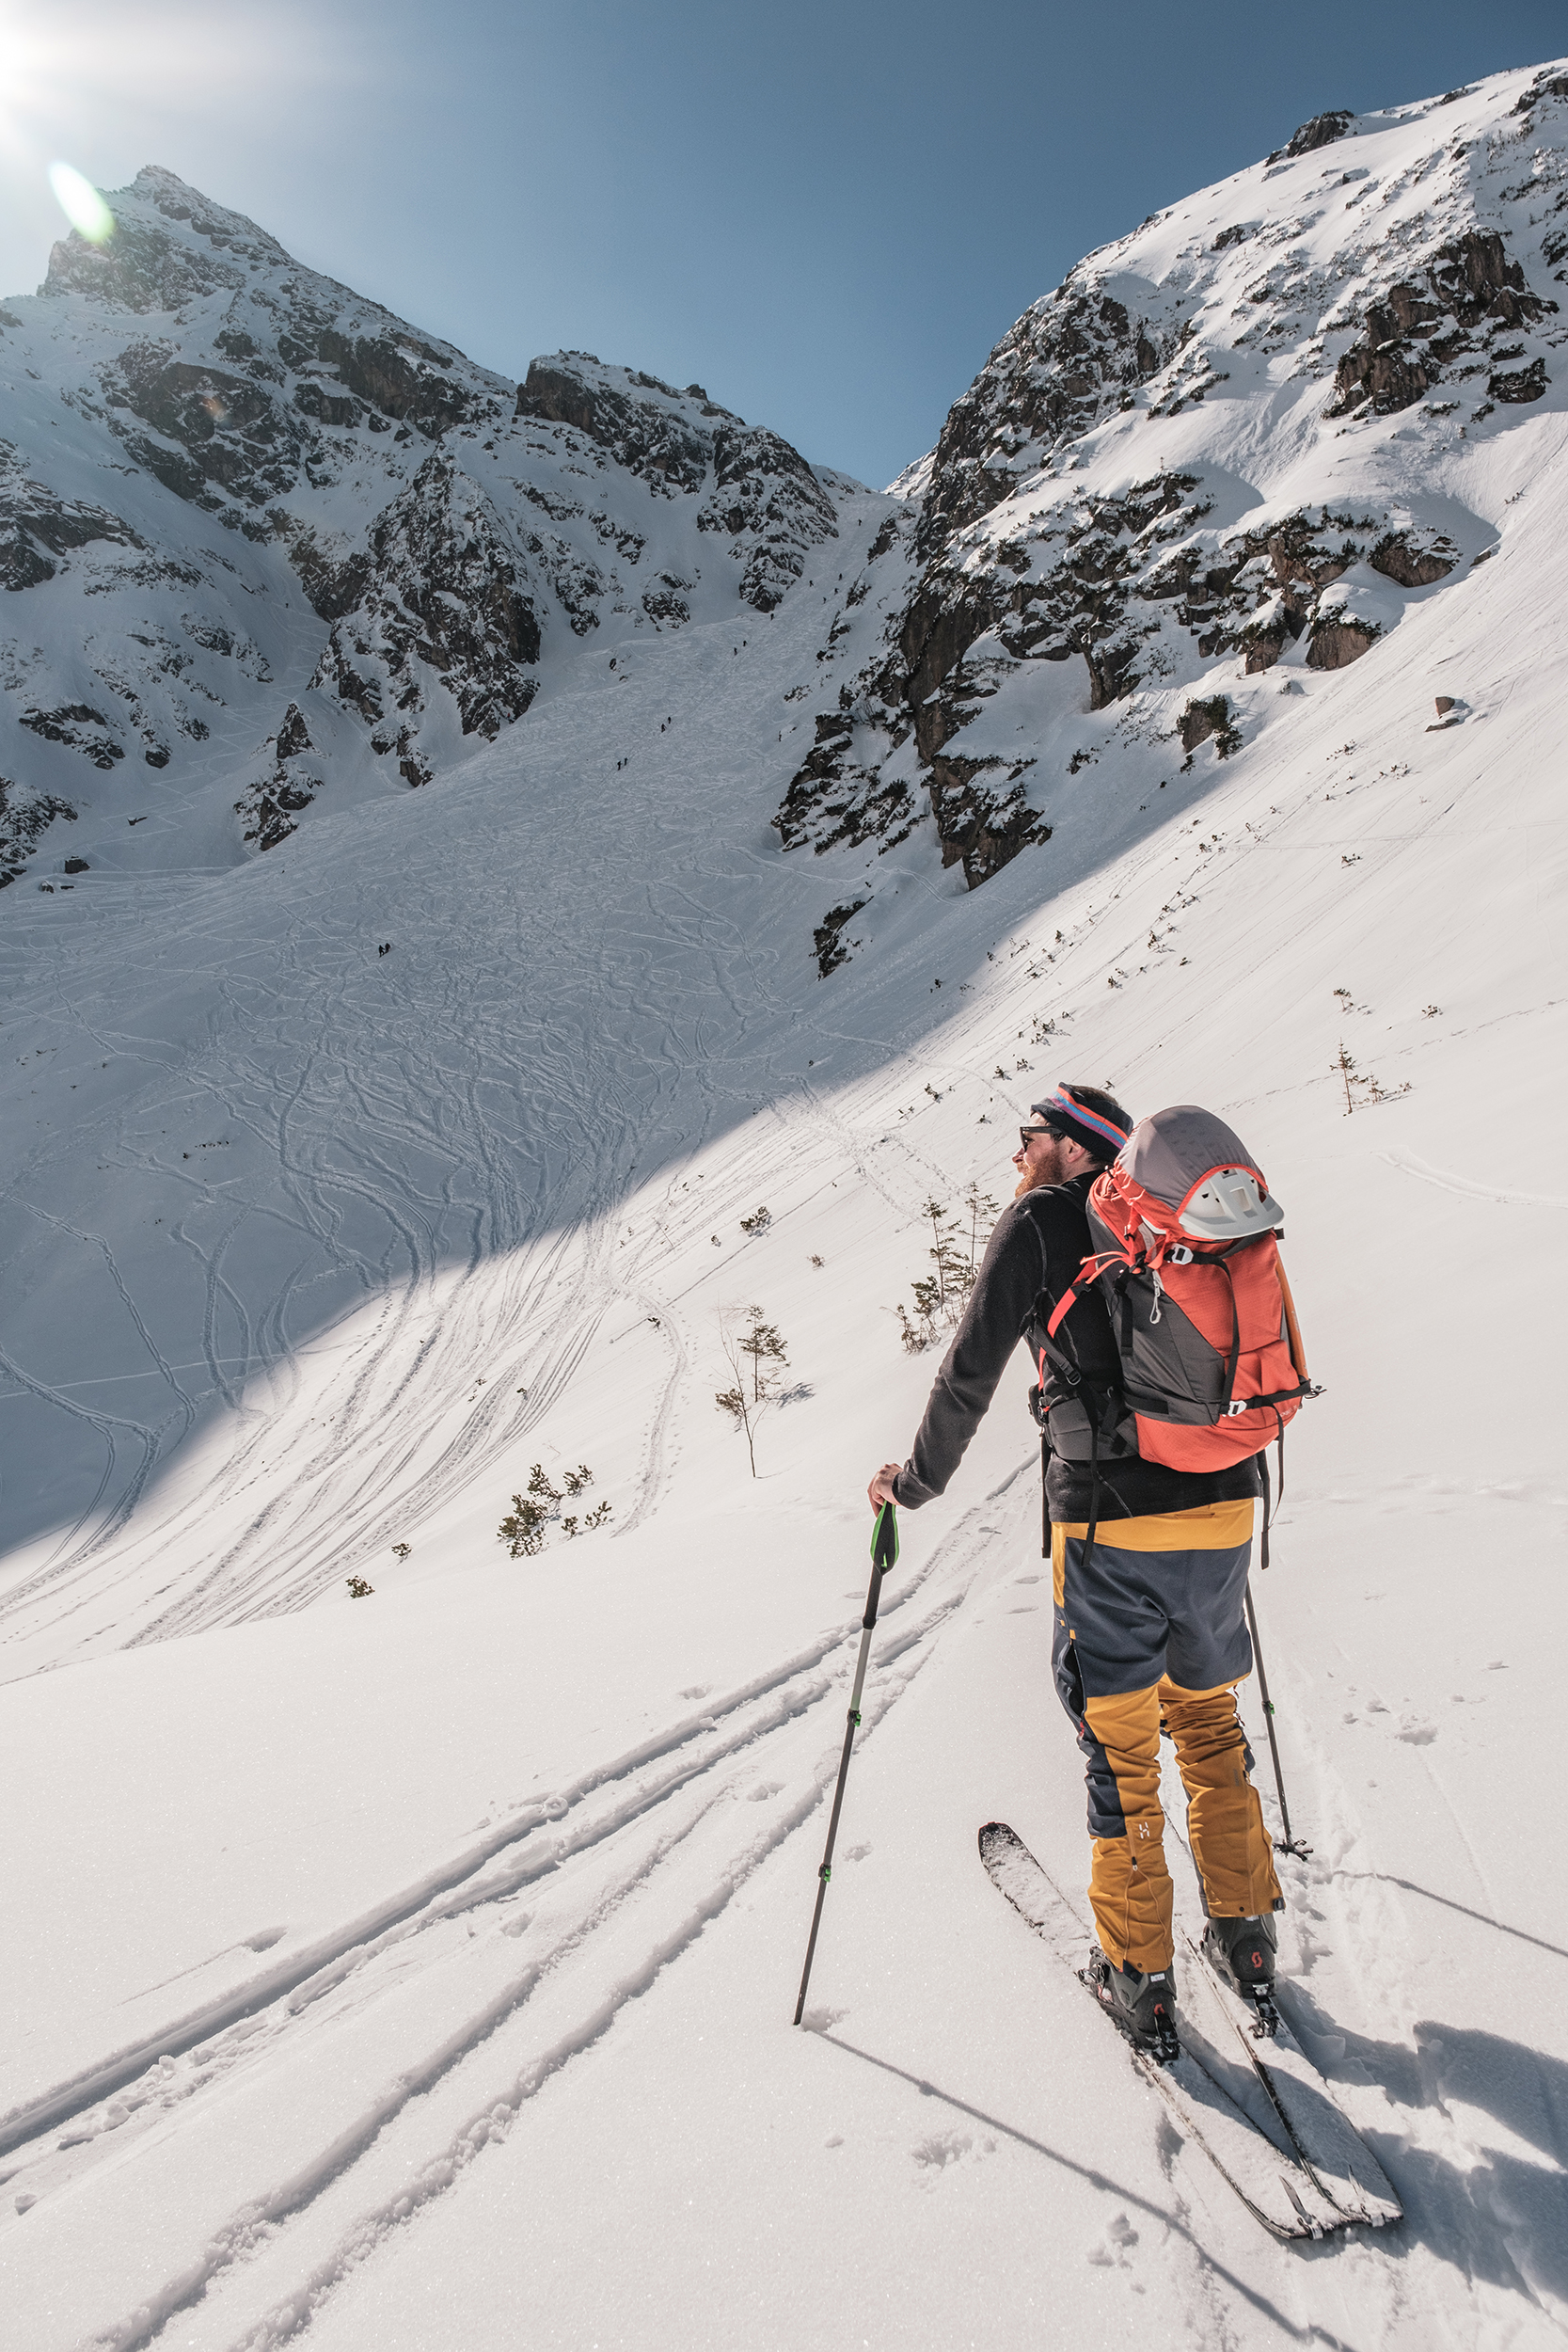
left=1029, top=1083, right=1133, bottom=1165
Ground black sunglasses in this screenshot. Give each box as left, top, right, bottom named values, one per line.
left=1018, top=1123, right=1063, bottom=1149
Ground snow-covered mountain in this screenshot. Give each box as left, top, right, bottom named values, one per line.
left=1, top=164, right=857, bottom=872
left=4, top=60, right=1568, bottom=2352
left=777, top=76, right=1568, bottom=893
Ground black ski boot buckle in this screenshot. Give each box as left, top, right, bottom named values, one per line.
left=1241, top=1982, right=1281, bottom=2040
left=1087, top=1950, right=1181, bottom=2069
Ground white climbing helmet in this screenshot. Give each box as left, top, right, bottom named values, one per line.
left=1178, top=1165, right=1285, bottom=1243
left=1115, top=1105, right=1285, bottom=1243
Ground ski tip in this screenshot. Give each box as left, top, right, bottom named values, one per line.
left=978, top=1820, right=1017, bottom=1856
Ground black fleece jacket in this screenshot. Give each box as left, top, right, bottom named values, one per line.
left=893, top=1172, right=1260, bottom=1523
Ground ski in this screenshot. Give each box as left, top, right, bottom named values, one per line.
left=978, top=1822, right=1349, bottom=2241
left=1183, top=1931, right=1402, bottom=2229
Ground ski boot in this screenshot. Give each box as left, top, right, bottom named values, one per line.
left=1202, top=1914, right=1280, bottom=2038
left=1087, top=1946, right=1180, bottom=2066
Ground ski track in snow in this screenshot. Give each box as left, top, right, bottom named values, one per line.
left=0, top=502, right=915, bottom=1651
left=0, top=1496, right=999, bottom=2351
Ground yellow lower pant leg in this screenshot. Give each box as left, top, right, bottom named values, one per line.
left=1083, top=1685, right=1174, bottom=1972
left=1161, top=1677, right=1283, bottom=1919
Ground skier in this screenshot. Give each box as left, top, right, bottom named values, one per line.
left=868, top=1083, right=1286, bottom=2054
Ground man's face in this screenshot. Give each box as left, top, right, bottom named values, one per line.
left=1013, top=1124, right=1074, bottom=1196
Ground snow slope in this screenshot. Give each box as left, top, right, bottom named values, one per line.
left=3, top=58, right=1567, bottom=2352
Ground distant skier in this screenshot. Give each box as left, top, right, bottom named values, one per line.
left=869, top=1085, right=1307, bottom=2055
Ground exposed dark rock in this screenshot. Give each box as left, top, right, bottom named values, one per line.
left=775, top=709, right=917, bottom=859
left=293, top=379, right=362, bottom=428
left=1084, top=639, right=1142, bottom=710
left=19, top=705, right=124, bottom=767
left=866, top=512, right=905, bottom=564
left=1327, top=229, right=1546, bottom=418
left=1178, top=696, right=1241, bottom=757
left=1306, top=616, right=1381, bottom=670
left=309, top=449, right=539, bottom=777
left=275, top=702, right=312, bottom=761
left=641, top=576, right=691, bottom=627
left=43, top=204, right=249, bottom=313
left=1, top=443, right=145, bottom=587
left=316, top=331, right=470, bottom=434
left=927, top=755, right=1051, bottom=886
left=516, top=359, right=715, bottom=494
left=773, top=464, right=1449, bottom=883
left=1269, top=111, right=1354, bottom=164
left=696, top=424, right=838, bottom=611
left=515, top=354, right=837, bottom=607
left=0, top=778, right=77, bottom=885
left=61, top=855, right=90, bottom=873
left=110, top=343, right=309, bottom=507
left=814, top=898, right=867, bottom=978
left=776, top=471, right=1227, bottom=880
left=273, top=517, right=372, bottom=621
left=114, top=427, right=213, bottom=507
left=1513, top=71, right=1568, bottom=118
left=1370, top=532, right=1456, bottom=587
left=916, top=288, right=1165, bottom=556
left=1489, top=355, right=1547, bottom=403
left=234, top=703, right=324, bottom=851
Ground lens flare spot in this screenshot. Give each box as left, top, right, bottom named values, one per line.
left=48, top=162, right=115, bottom=245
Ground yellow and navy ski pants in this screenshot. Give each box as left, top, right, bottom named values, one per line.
left=1052, top=1500, right=1282, bottom=1975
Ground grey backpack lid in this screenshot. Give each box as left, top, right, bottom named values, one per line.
left=1118, top=1105, right=1284, bottom=1237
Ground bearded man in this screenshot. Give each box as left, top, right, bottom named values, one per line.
left=867, top=1083, right=1282, bottom=2056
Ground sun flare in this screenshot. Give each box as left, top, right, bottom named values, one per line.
left=47, top=159, right=113, bottom=242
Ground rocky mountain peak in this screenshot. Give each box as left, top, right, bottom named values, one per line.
left=772, top=57, right=1568, bottom=915
left=516, top=351, right=839, bottom=609
left=0, top=172, right=862, bottom=885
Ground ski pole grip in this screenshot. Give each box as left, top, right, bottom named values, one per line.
left=864, top=1502, right=898, bottom=1627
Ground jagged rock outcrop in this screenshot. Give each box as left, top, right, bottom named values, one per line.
left=0, top=778, right=76, bottom=885
left=19, top=704, right=125, bottom=768
left=697, top=424, right=838, bottom=610
left=0, top=446, right=144, bottom=588
left=518, top=355, right=839, bottom=610
left=1177, top=696, right=1241, bottom=758
left=5, top=66, right=1563, bottom=918
left=774, top=81, right=1561, bottom=910
left=1369, top=531, right=1457, bottom=588
left=1326, top=230, right=1550, bottom=417
left=813, top=898, right=867, bottom=978
left=309, top=450, right=540, bottom=784
left=233, top=701, right=322, bottom=850
left=1269, top=110, right=1354, bottom=163
left=1305, top=616, right=1382, bottom=670
left=516, top=358, right=727, bottom=492
left=0, top=167, right=864, bottom=879
left=915, top=289, right=1165, bottom=557
left=70, top=174, right=500, bottom=532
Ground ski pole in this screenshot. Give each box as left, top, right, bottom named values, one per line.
left=792, top=1500, right=899, bottom=2026
left=1244, top=1580, right=1311, bottom=1859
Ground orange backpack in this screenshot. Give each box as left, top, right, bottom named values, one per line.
left=1039, top=1105, right=1315, bottom=1476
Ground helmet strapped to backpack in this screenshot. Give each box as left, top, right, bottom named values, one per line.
left=1039, top=1105, right=1315, bottom=1475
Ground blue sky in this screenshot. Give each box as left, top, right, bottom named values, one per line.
left=3, top=0, right=1564, bottom=485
